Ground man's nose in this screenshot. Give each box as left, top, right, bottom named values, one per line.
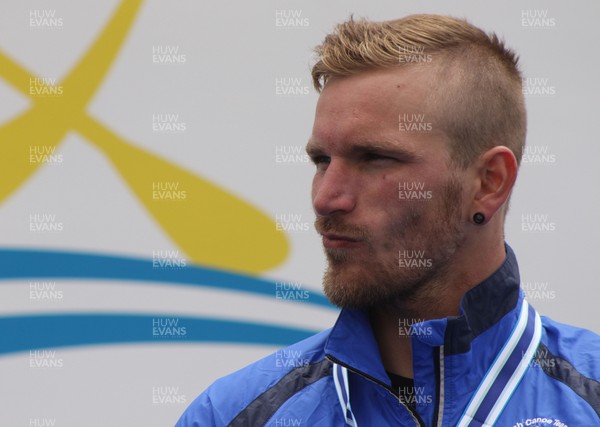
left=312, top=161, right=356, bottom=216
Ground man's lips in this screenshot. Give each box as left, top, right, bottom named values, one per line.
left=321, top=233, right=361, bottom=248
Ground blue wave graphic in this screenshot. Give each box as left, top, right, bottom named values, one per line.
left=0, top=249, right=335, bottom=355
left=0, top=248, right=333, bottom=307
left=0, top=314, right=317, bottom=355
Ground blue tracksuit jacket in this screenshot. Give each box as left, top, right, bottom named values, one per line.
left=176, top=245, right=600, bottom=426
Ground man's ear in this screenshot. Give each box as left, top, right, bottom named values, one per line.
left=470, top=146, right=518, bottom=223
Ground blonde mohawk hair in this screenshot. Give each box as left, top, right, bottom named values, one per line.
left=311, top=14, right=527, bottom=169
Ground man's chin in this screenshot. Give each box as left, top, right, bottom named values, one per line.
left=324, top=248, right=354, bottom=265
left=323, top=287, right=374, bottom=310
left=322, top=264, right=429, bottom=310
left=323, top=269, right=385, bottom=310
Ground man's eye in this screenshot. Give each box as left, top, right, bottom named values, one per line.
left=311, top=156, right=330, bottom=165
left=363, top=152, right=392, bottom=161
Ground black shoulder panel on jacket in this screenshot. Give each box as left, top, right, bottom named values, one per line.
left=535, top=342, right=600, bottom=417
left=228, top=358, right=333, bottom=427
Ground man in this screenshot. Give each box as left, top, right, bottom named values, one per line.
left=177, top=14, right=600, bottom=426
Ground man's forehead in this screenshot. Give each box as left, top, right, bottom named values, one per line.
left=317, top=66, right=431, bottom=110
left=312, top=67, right=435, bottom=137
left=309, top=70, right=447, bottom=155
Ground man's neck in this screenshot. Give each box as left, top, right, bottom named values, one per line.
left=369, top=240, right=507, bottom=379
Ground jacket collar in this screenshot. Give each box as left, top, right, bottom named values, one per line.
left=324, top=242, right=522, bottom=386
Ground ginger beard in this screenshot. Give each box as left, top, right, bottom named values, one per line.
left=317, top=175, right=466, bottom=310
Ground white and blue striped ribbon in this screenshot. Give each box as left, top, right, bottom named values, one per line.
left=457, top=299, right=542, bottom=426
left=333, top=362, right=359, bottom=427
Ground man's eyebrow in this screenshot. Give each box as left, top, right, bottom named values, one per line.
left=307, top=139, right=419, bottom=157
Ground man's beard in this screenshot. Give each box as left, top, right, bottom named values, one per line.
left=316, top=176, right=465, bottom=310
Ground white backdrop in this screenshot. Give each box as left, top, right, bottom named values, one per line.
left=0, top=1, right=598, bottom=426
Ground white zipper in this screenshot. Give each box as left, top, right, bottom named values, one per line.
left=436, top=345, right=445, bottom=427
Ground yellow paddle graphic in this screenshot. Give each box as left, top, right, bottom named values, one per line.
left=0, top=0, right=288, bottom=274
